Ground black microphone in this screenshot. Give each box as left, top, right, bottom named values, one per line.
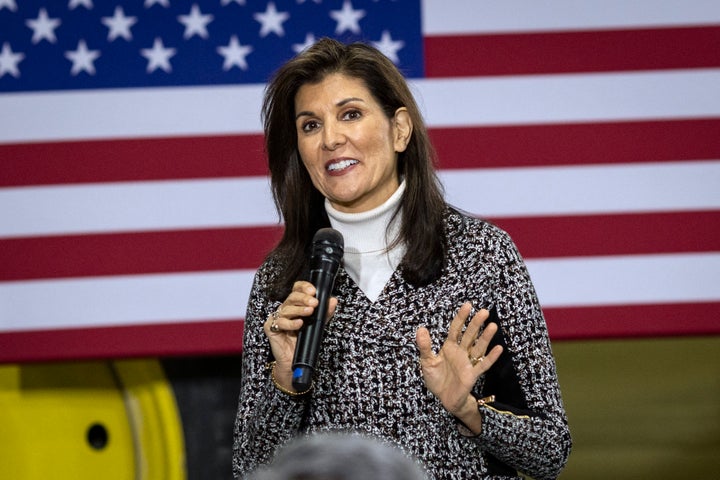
left=292, top=228, right=344, bottom=392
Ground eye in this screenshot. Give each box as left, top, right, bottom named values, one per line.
left=300, top=119, right=320, bottom=133
left=342, top=109, right=362, bottom=121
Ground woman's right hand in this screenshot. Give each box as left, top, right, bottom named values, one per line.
left=263, top=280, right=338, bottom=391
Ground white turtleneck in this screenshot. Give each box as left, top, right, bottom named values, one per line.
left=325, top=181, right=407, bottom=302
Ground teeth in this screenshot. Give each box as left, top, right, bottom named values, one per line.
left=327, top=159, right=358, bottom=171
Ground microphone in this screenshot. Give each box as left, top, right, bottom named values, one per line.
left=292, top=228, right=344, bottom=392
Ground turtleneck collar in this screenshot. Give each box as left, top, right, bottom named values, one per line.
left=325, top=180, right=405, bottom=254
left=324, top=181, right=406, bottom=302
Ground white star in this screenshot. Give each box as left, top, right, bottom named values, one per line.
left=0, top=0, right=18, bottom=12
left=292, top=33, right=317, bottom=53
left=221, top=0, right=245, bottom=5
left=253, top=2, right=289, bottom=38
left=68, top=0, right=93, bottom=10
left=330, top=0, right=365, bottom=35
left=178, top=4, right=214, bottom=40
left=101, top=6, right=137, bottom=42
left=144, top=0, right=169, bottom=7
left=217, top=35, right=253, bottom=71
left=0, top=42, right=24, bottom=78
left=65, top=39, right=101, bottom=76
left=25, top=8, right=62, bottom=44
left=141, top=37, right=176, bottom=73
left=372, top=30, right=404, bottom=64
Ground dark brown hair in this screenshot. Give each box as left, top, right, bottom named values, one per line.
left=262, top=37, right=446, bottom=300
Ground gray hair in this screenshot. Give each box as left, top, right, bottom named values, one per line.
left=247, top=432, right=428, bottom=480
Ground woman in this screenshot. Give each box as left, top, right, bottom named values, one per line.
left=233, top=38, right=571, bottom=480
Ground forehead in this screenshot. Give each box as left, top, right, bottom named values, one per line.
left=295, top=73, right=372, bottom=108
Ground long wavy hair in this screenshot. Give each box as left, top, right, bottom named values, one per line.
left=262, top=37, right=446, bottom=300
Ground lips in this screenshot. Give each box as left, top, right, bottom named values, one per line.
left=326, top=158, right=359, bottom=172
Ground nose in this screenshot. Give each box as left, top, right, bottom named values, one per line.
left=321, top=121, right=345, bottom=151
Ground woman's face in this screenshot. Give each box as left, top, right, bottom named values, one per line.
left=294, top=73, right=412, bottom=213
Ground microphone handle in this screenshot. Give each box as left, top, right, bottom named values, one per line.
left=291, top=266, right=335, bottom=391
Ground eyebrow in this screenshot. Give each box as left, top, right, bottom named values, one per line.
left=295, top=97, right=365, bottom=120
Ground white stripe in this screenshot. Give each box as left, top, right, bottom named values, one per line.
left=422, top=0, right=720, bottom=34
left=2, top=69, right=720, bottom=143
left=0, top=177, right=278, bottom=237
left=0, top=84, right=265, bottom=143
left=440, top=160, right=720, bottom=218
left=411, top=69, right=720, bottom=127
left=0, top=270, right=255, bottom=332
left=1, top=253, right=717, bottom=332
left=3, top=161, right=717, bottom=238
left=527, top=253, right=720, bottom=308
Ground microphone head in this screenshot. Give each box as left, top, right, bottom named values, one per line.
left=310, top=228, right=344, bottom=271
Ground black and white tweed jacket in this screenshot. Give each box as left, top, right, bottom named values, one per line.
left=233, top=208, right=571, bottom=480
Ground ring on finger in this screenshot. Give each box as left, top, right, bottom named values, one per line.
left=468, top=351, right=484, bottom=367
left=269, top=310, right=281, bottom=333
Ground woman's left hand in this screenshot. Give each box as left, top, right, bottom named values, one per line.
left=416, top=302, right=504, bottom=428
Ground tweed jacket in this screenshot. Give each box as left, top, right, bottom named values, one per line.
left=233, top=208, right=571, bottom=480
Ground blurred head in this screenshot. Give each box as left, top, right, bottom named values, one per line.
left=248, top=432, right=428, bottom=480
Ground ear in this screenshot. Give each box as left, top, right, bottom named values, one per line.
left=392, top=107, right=413, bottom=153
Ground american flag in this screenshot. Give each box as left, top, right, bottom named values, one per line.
left=1, top=0, right=719, bottom=362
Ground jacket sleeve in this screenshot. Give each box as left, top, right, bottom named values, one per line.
left=473, top=229, right=572, bottom=480
left=231, top=264, right=308, bottom=479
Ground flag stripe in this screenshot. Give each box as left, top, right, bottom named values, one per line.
left=0, top=320, right=245, bottom=363
left=3, top=70, right=720, bottom=143
left=3, top=118, right=719, bottom=188
left=414, top=69, right=720, bottom=128
left=0, top=227, right=283, bottom=281
left=431, top=119, right=720, bottom=170
left=4, top=161, right=718, bottom=238
left=527, top=252, right=720, bottom=308
left=2, top=211, right=718, bottom=282
left=2, top=253, right=718, bottom=332
left=421, top=0, right=720, bottom=34
left=0, top=270, right=255, bottom=332
left=441, top=160, right=720, bottom=218
left=544, top=302, right=720, bottom=340
left=0, top=135, right=268, bottom=187
left=494, top=211, right=720, bottom=259
left=424, top=26, right=720, bottom=77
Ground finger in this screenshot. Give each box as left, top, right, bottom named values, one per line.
left=325, top=297, right=338, bottom=322
left=460, top=308, right=490, bottom=350
left=467, top=320, right=498, bottom=359
left=448, top=302, right=472, bottom=345
left=292, top=280, right=316, bottom=295
left=415, top=327, right=435, bottom=362
left=474, top=344, right=504, bottom=371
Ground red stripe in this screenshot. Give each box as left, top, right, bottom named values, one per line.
left=424, top=25, right=720, bottom=77
left=3, top=120, right=718, bottom=187
left=491, top=211, right=720, bottom=259
left=0, top=226, right=283, bottom=281
left=1, top=301, right=718, bottom=362
left=431, top=119, right=720, bottom=170
left=0, top=320, right=245, bottom=363
left=3, top=211, right=717, bottom=282
left=545, top=302, right=720, bottom=340
left=0, top=134, right=266, bottom=187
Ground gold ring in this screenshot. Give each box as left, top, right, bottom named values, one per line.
left=468, top=352, right=484, bottom=366
left=270, top=310, right=281, bottom=333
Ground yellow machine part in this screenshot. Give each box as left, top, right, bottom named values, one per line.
left=0, top=359, right=186, bottom=480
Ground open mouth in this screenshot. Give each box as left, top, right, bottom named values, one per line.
left=326, top=159, right=359, bottom=172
